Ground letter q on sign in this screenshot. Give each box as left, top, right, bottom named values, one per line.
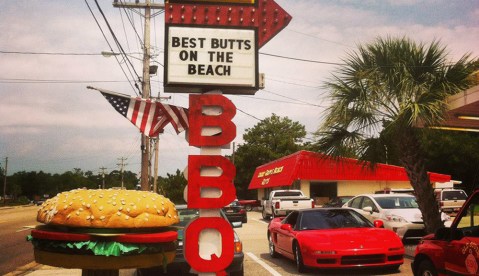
left=184, top=217, right=234, bottom=273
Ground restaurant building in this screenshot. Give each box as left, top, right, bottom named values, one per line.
left=248, top=150, right=451, bottom=205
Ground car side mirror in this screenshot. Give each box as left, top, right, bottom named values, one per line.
left=280, top=224, right=293, bottom=232
left=373, top=220, right=384, bottom=228
left=362, top=206, right=373, bottom=214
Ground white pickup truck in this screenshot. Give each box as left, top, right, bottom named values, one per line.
left=261, top=190, right=314, bottom=219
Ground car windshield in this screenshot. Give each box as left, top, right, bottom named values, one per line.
left=299, top=209, right=373, bottom=230
left=374, top=196, right=418, bottom=209
left=274, top=191, right=303, bottom=197
left=340, top=197, right=353, bottom=204
left=443, top=190, right=467, bottom=200
left=228, top=201, right=241, bottom=207
left=177, top=208, right=199, bottom=227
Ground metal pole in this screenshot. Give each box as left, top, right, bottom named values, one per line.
left=153, top=137, right=159, bottom=193
left=140, top=0, right=152, bottom=191
left=3, top=157, right=7, bottom=205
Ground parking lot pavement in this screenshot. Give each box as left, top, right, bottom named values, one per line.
left=239, top=211, right=415, bottom=276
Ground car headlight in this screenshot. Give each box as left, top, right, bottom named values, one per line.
left=386, top=214, right=409, bottom=223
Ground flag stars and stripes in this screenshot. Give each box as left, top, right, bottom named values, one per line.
left=99, top=90, right=188, bottom=137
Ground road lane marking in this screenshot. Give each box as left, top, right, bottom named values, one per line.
left=246, top=252, right=282, bottom=276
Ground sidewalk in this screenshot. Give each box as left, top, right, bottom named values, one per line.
left=5, top=262, right=136, bottom=276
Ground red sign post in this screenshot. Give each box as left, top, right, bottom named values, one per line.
left=164, top=0, right=291, bottom=274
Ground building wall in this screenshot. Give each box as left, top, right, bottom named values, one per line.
left=257, top=189, right=265, bottom=200
left=337, top=180, right=412, bottom=196
left=300, top=180, right=310, bottom=197
left=255, top=180, right=413, bottom=201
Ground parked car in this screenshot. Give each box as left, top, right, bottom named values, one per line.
left=138, top=205, right=244, bottom=275
left=237, top=199, right=261, bottom=211
left=267, top=208, right=404, bottom=273
left=375, top=188, right=415, bottom=195
left=435, top=188, right=467, bottom=214
left=262, top=189, right=314, bottom=219
left=343, top=194, right=427, bottom=242
left=412, top=189, right=479, bottom=275
left=322, top=196, right=353, bottom=207
left=223, top=200, right=247, bottom=223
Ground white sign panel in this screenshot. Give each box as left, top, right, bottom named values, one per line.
left=165, top=26, right=258, bottom=93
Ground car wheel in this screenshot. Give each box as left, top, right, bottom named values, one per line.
left=271, top=208, right=276, bottom=219
left=242, top=215, right=247, bottom=223
left=268, top=233, right=279, bottom=258
left=294, top=242, right=306, bottom=273
left=417, top=259, right=437, bottom=276
left=245, top=204, right=252, bottom=212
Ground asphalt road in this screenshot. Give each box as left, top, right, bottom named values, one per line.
left=0, top=205, right=40, bottom=275
left=2, top=206, right=416, bottom=275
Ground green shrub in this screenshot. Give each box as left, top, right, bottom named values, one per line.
left=17, top=196, right=30, bottom=205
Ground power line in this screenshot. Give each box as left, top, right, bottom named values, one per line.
left=285, top=28, right=354, bottom=49
left=0, top=78, right=131, bottom=84
left=261, top=89, right=325, bottom=108
left=1, top=49, right=344, bottom=66
left=0, top=50, right=101, bottom=56
left=84, top=0, right=140, bottom=95
left=259, top=52, right=344, bottom=65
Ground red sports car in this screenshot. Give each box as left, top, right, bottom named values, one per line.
left=267, top=208, right=404, bottom=273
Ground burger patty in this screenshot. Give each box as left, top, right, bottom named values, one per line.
left=29, top=228, right=178, bottom=257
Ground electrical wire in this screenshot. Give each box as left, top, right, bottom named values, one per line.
left=84, top=0, right=140, bottom=96
left=259, top=52, right=344, bottom=65
left=92, top=0, right=143, bottom=95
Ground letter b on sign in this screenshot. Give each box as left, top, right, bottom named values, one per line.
left=188, top=155, right=236, bottom=208
left=189, top=94, right=236, bottom=147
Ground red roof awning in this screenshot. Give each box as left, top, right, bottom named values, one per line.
left=248, top=151, right=451, bottom=189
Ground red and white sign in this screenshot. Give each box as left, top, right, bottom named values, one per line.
left=164, top=0, right=291, bottom=274
left=165, top=26, right=258, bottom=93
left=164, top=0, right=291, bottom=95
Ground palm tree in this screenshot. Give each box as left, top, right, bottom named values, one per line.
left=316, top=37, right=478, bottom=233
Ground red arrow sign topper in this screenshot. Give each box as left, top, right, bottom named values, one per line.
left=165, top=0, right=291, bottom=48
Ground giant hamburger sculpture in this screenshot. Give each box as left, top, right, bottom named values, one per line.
left=29, top=189, right=179, bottom=272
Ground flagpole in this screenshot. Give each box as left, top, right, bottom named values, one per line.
left=153, top=136, right=159, bottom=194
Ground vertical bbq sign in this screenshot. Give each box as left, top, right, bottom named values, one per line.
left=164, top=0, right=291, bottom=274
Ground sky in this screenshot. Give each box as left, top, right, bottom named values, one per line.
left=0, top=0, right=478, bottom=178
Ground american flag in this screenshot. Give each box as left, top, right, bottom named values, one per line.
left=89, top=87, right=188, bottom=137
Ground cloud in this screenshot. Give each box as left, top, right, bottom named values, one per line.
left=1, top=0, right=477, bottom=176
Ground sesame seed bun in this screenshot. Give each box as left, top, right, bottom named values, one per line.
left=37, top=189, right=179, bottom=228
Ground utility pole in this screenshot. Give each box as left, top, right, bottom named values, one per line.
left=152, top=137, right=159, bottom=193
left=3, top=157, right=7, bottom=205
left=112, top=0, right=164, bottom=191
left=99, top=166, right=107, bottom=189
left=117, top=157, right=128, bottom=189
